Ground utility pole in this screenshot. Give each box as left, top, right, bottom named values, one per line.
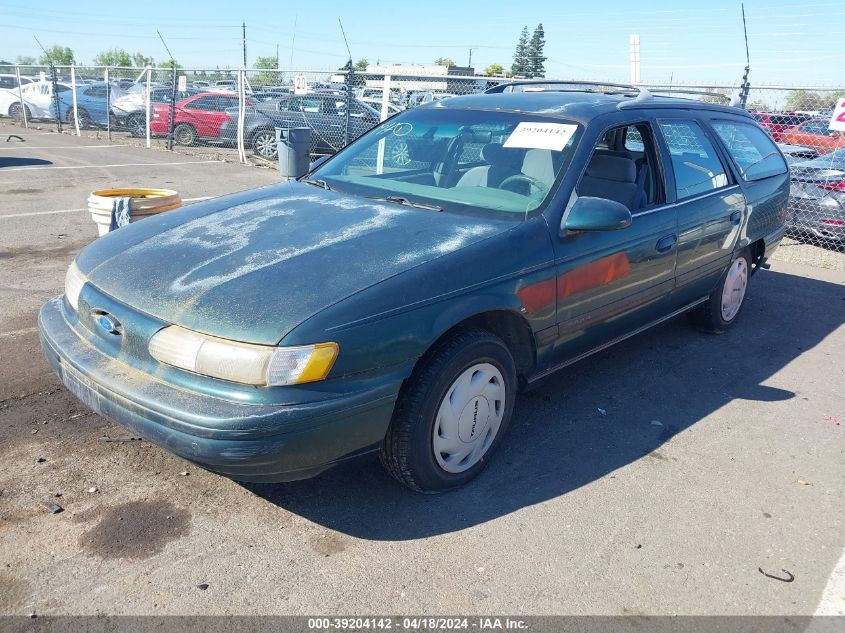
left=468, top=48, right=477, bottom=68
left=242, top=22, right=247, bottom=67
left=276, top=43, right=279, bottom=69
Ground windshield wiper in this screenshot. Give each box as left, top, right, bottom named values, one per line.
left=301, top=177, right=332, bottom=190
left=368, top=195, right=443, bottom=212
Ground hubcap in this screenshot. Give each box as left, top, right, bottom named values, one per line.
left=255, top=134, right=277, bottom=158
left=433, top=363, right=505, bottom=474
left=390, top=141, right=410, bottom=166
left=720, top=257, right=748, bottom=322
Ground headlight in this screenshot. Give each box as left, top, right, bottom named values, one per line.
left=148, top=325, right=339, bottom=386
left=65, top=261, right=87, bottom=311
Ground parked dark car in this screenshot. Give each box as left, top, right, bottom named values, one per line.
left=787, top=148, right=845, bottom=242
left=777, top=143, right=819, bottom=165
left=219, top=93, right=381, bottom=159
left=39, top=86, right=788, bottom=492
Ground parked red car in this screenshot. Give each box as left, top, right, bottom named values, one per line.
left=778, top=118, right=845, bottom=155
left=751, top=112, right=812, bottom=142
left=151, top=92, right=254, bottom=145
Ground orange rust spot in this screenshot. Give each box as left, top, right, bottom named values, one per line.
left=557, top=252, right=631, bottom=299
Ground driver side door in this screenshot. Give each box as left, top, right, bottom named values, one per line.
left=548, top=120, right=679, bottom=364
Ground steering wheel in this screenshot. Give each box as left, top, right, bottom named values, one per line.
left=498, top=174, right=549, bottom=195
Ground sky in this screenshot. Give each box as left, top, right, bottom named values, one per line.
left=3, top=0, right=844, bottom=87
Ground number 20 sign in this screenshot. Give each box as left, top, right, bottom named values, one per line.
left=830, top=98, right=845, bottom=132
left=294, top=75, right=308, bottom=95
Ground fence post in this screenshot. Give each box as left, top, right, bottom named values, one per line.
left=70, top=66, right=80, bottom=135
left=14, top=65, right=28, bottom=128
left=104, top=67, right=111, bottom=140
left=237, top=67, right=247, bottom=163
left=345, top=67, right=353, bottom=147
left=167, top=63, right=177, bottom=150
left=145, top=68, right=151, bottom=148
left=50, top=62, right=62, bottom=133
left=379, top=74, right=391, bottom=122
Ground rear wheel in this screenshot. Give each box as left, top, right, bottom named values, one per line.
left=173, top=123, right=197, bottom=146
left=380, top=328, right=516, bottom=493
left=689, top=249, right=751, bottom=334
left=126, top=112, right=146, bottom=137
left=69, top=107, right=92, bottom=129
left=251, top=129, right=278, bottom=159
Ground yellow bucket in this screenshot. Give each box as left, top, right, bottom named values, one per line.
left=88, top=188, right=181, bottom=236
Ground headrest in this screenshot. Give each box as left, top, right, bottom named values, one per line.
left=585, top=154, right=637, bottom=183
left=481, top=142, right=525, bottom=167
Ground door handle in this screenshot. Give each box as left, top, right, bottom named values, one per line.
left=729, top=211, right=742, bottom=225
left=655, top=234, right=678, bottom=253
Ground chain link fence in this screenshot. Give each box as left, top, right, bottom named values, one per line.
left=2, top=65, right=843, bottom=256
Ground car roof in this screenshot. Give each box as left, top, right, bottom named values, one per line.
left=427, top=90, right=754, bottom=124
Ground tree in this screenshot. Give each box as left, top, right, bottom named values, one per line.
left=511, top=26, right=529, bottom=77
left=39, top=45, right=74, bottom=66
left=15, top=55, right=36, bottom=65
left=131, top=52, right=154, bottom=67
left=338, top=59, right=367, bottom=86
left=783, top=90, right=845, bottom=112
left=434, top=57, right=456, bottom=68
left=95, top=48, right=132, bottom=67
left=354, top=59, right=368, bottom=72
left=526, top=24, right=546, bottom=78
left=484, top=63, right=505, bottom=77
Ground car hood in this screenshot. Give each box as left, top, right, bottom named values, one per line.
left=77, top=182, right=511, bottom=345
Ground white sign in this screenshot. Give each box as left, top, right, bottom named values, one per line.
left=178, top=75, right=187, bottom=92
left=294, top=75, right=308, bottom=95
left=829, top=98, right=845, bottom=132
left=503, top=122, right=578, bottom=151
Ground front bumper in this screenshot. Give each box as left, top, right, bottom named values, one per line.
left=38, top=297, right=399, bottom=482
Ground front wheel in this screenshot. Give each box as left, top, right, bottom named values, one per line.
left=380, top=328, right=517, bottom=493
left=689, top=249, right=751, bottom=334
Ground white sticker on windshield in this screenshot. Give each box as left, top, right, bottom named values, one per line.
left=503, top=122, right=578, bottom=151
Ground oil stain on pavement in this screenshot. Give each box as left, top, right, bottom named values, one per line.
left=79, top=500, right=191, bottom=560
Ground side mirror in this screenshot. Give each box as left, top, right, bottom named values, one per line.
left=562, top=196, right=632, bottom=235
left=309, top=155, right=330, bottom=171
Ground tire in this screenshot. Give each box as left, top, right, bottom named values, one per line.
left=126, top=112, right=146, bottom=137
left=688, top=249, right=751, bottom=334
left=70, top=107, right=92, bottom=129
left=380, top=327, right=517, bottom=493
left=9, top=102, right=31, bottom=121
left=173, top=123, right=197, bottom=146
left=251, top=129, right=278, bottom=159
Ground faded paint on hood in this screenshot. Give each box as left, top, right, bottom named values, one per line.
left=77, top=182, right=511, bottom=344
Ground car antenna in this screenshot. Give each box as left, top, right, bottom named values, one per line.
left=157, top=30, right=180, bottom=151
left=338, top=19, right=354, bottom=146
left=735, top=3, right=751, bottom=109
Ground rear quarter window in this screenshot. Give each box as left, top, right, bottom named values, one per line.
left=711, top=120, right=788, bottom=181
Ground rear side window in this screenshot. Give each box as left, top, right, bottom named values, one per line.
left=659, top=120, right=729, bottom=199
left=711, top=121, right=788, bottom=181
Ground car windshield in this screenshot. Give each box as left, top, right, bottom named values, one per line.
left=311, top=107, right=581, bottom=219
left=797, top=148, right=845, bottom=169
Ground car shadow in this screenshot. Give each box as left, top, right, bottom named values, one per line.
left=243, top=268, right=843, bottom=540
left=0, top=157, right=53, bottom=169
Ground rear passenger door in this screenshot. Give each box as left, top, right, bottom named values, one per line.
left=656, top=119, right=746, bottom=307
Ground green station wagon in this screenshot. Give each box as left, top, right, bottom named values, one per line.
left=39, top=84, right=789, bottom=492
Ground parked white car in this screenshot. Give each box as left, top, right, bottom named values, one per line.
left=0, top=74, right=35, bottom=117
left=18, top=81, right=72, bottom=119
left=359, top=97, right=403, bottom=116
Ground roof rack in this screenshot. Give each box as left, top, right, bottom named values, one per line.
left=485, top=80, right=642, bottom=95
left=485, top=80, right=737, bottom=108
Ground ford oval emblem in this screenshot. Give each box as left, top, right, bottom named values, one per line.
left=94, top=312, right=122, bottom=335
